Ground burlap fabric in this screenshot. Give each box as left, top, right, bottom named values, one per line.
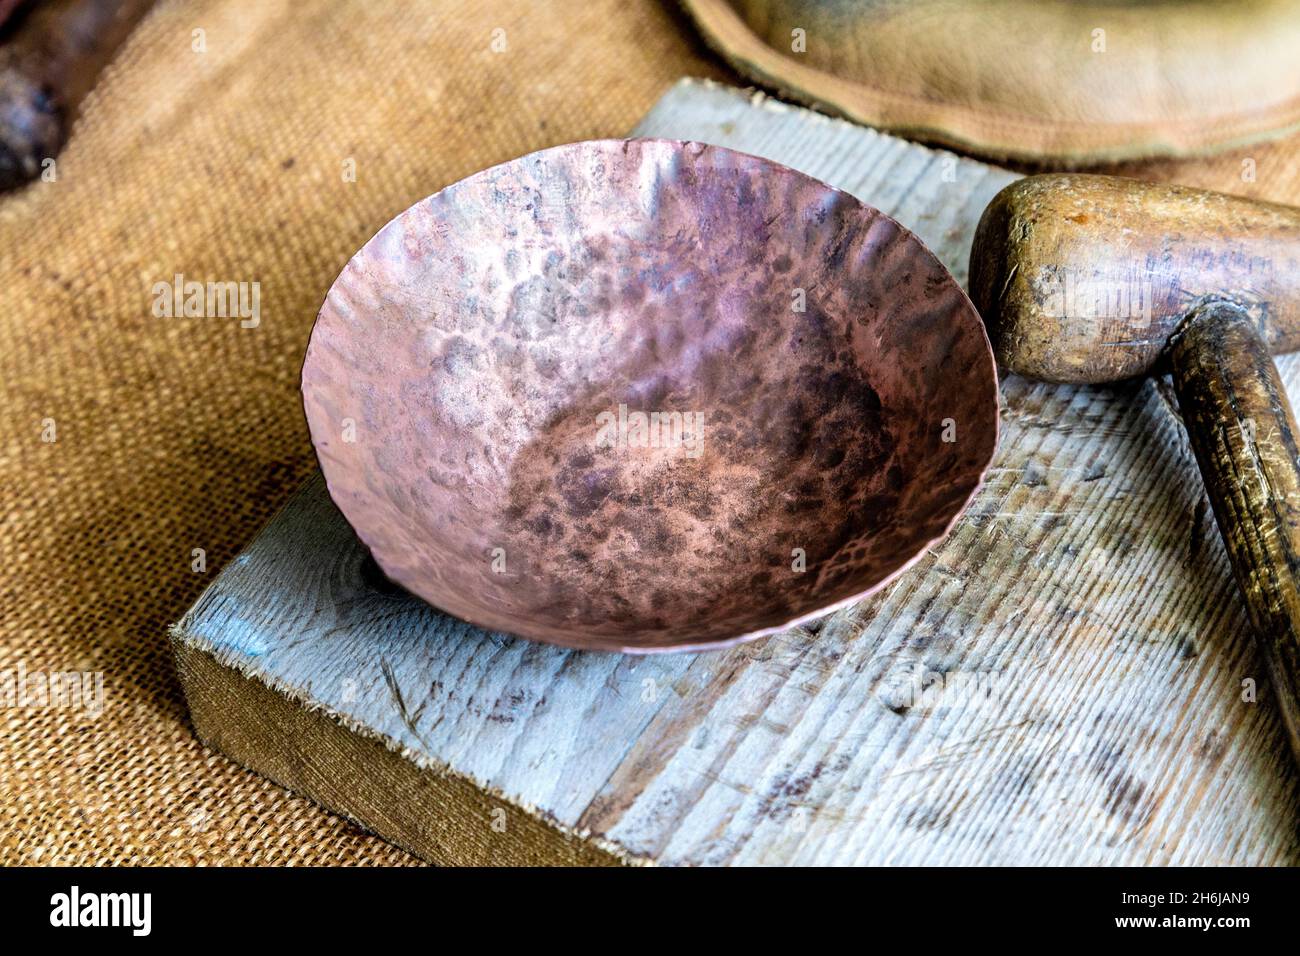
left=0, top=0, right=723, bottom=867
left=1, top=0, right=1298, bottom=866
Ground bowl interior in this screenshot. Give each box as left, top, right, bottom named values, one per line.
left=302, top=139, right=997, bottom=651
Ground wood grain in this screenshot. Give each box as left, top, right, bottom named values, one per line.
left=173, top=79, right=1300, bottom=865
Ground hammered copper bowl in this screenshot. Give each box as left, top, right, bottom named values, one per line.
left=302, top=139, right=998, bottom=653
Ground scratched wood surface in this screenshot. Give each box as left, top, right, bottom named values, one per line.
left=173, top=79, right=1300, bottom=865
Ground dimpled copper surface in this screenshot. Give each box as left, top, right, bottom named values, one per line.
left=302, top=139, right=998, bottom=653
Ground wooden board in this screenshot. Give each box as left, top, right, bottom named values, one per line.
left=172, top=78, right=1300, bottom=866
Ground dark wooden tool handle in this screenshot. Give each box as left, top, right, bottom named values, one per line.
left=0, top=0, right=154, bottom=190
left=1170, top=301, right=1300, bottom=761
left=970, top=174, right=1300, bottom=384
left=0, top=0, right=25, bottom=32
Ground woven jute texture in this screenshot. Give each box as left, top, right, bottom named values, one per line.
left=2, top=0, right=1299, bottom=867
left=0, top=0, right=723, bottom=867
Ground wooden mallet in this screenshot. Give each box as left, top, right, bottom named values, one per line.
left=970, top=173, right=1300, bottom=762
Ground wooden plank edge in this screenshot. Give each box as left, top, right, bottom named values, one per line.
left=169, top=626, right=646, bottom=866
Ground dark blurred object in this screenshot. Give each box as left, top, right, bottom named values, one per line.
left=0, top=0, right=28, bottom=31
left=0, top=0, right=153, bottom=191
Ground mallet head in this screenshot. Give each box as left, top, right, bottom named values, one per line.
left=969, top=173, right=1300, bottom=384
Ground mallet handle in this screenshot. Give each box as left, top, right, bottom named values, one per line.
left=970, top=174, right=1300, bottom=384
left=1170, top=301, right=1300, bottom=761
left=0, top=0, right=154, bottom=191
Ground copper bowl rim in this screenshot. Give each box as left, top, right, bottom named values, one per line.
left=304, top=138, right=1002, bottom=653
